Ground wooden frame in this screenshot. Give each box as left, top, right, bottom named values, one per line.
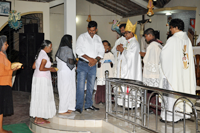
left=0, top=1, right=11, bottom=16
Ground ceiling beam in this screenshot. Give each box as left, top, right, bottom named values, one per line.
left=130, top=0, right=148, bottom=9
left=49, top=0, right=64, bottom=8
left=106, top=0, right=132, bottom=12
left=124, top=9, right=147, bottom=17
left=92, top=0, right=126, bottom=16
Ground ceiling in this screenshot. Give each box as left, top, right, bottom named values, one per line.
left=17, top=0, right=171, bottom=17
left=86, top=0, right=171, bottom=17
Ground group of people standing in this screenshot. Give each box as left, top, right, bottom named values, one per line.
left=0, top=17, right=196, bottom=132
left=30, top=35, right=77, bottom=124
left=112, top=18, right=196, bottom=123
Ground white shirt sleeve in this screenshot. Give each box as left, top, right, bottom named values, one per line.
left=76, top=34, right=84, bottom=58
left=111, top=38, right=119, bottom=54
left=97, top=37, right=105, bottom=58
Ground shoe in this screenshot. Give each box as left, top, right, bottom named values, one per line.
left=149, top=109, right=154, bottom=114
left=85, top=105, right=99, bottom=111
left=160, top=118, right=178, bottom=123
left=75, top=109, right=82, bottom=114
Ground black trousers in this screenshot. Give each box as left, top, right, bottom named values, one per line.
left=0, top=86, right=14, bottom=115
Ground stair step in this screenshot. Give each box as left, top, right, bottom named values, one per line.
left=29, top=118, right=128, bottom=133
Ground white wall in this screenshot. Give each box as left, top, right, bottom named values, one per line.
left=50, top=4, right=64, bottom=59
left=0, top=0, right=50, bottom=39
left=50, top=0, right=122, bottom=59
left=76, top=0, right=122, bottom=47
left=164, top=0, right=200, bottom=35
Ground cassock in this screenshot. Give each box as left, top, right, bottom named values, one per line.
left=96, top=52, right=115, bottom=85
left=111, top=36, right=127, bottom=77
left=159, top=31, right=196, bottom=122
left=143, top=40, right=162, bottom=115
left=143, top=41, right=162, bottom=87
left=95, top=52, right=115, bottom=104
left=117, top=36, right=143, bottom=108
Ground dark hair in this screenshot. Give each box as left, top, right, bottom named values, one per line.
left=88, top=21, right=97, bottom=28
left=59, top=34, right=72, bottom=48
left=102, top=40, right=111, bottom=47
left=144, top=28, right=155, bottom=37
left=169, top=18, right=184, bottom=31
left=35, top=40, right=52, bottom=60
left=119, top=24, right=126, bottom=29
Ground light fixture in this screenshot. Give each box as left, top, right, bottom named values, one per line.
left=166, top=12, right=172, bottom=16
left=76, top=17, right=79, bottom=23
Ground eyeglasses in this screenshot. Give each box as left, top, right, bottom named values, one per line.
left=125, top=32, right=131, bottom=34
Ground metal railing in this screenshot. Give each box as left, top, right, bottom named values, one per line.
left=105, top=71, right=200, bottom=133
left=51, top=72, right=58, bottom=94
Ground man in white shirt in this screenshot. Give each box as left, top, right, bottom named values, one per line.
left=111, top=24, right=128, bottom=77
left=75, top=21, right=105, bottom=113
left=116, top=19, right=142, bottom=108
left=159, top=19, right=196, bottom=123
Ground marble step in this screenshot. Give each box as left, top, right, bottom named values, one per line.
left=29, top=117, right=128, bottom=133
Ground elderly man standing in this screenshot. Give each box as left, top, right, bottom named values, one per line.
left=116, top=19, right=142, bottom=108
left=159, top=19, right=196, bottom=123
left=75, top=21, right=105, bottom=113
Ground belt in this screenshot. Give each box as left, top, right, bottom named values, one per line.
left=79, top=58, right=89, bottom=63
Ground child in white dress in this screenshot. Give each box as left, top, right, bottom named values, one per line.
left=30, top=40, right=56, bottom=124
left=95, top=40, right=114, bottom=104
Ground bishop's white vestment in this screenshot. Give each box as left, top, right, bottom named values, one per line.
left=159, top=31, right=196, bottom=122
left=117, top=36, right=143, bottom=108
left=111, top=36, right=127, bottom=77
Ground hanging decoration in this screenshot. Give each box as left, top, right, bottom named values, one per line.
left=86, top=15, right=91, bottom=22
left=86, top=4, right=91, bottom=22
left=147, top=0, right=154, bottom=17
left=8, top=10, right=22, bottom=30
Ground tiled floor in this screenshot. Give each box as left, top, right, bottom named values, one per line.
left=3, top=91, right=200, bottom=133
left=3, top=91, right=30, bottom=126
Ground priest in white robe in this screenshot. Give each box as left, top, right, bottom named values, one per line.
left=116, top=19, right=142, bottom=108
left=159, top=19, right=196, bottom=122
left=111, top=24, right=127, bottom=77
left=142, top=28, right=163, bottom=87
left=140, top=28, right=163, bottom=115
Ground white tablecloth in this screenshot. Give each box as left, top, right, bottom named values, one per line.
left=193, top=46, right=200, bottom=55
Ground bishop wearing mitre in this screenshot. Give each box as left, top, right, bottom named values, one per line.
left=116, top=19, right=142, bottom=108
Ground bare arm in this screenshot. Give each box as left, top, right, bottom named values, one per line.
left=39, top=59, right=56, bottom=72
left=32, top=61, right=36, bottom=69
